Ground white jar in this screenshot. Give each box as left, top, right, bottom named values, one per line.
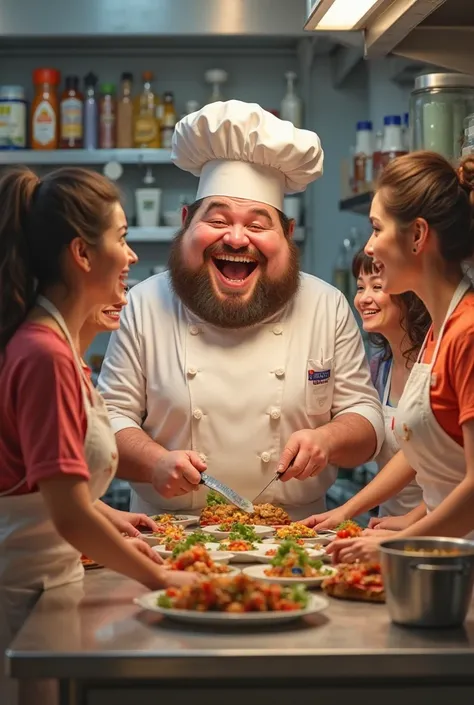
left=0, top=85, right=27, bottom=149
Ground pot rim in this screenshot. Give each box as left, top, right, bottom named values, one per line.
left=380, top=536, right=474, bottom=558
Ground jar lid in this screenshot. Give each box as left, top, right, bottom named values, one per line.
left=33, top=68, right=60, bottom=85
left=384, top=115, right=401, bottom=126
left=414, top=72, right=474, bottom=91
left=356, top=120, right=372, bottom=131
left=0, top=85, right=25, bottom=100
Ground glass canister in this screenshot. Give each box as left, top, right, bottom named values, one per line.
left=410, top=73, right=474, bottom=162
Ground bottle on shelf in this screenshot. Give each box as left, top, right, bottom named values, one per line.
left=160, top=91, right=177, bottom=149
left=83, top=72, right=99, bottom=150
left=117, top=72, right=134, bottom=149
left=353, top=121, right=373, bottom=194
left=371, top=131, right=384, bottom=185
left=31, top=68, right=60, bottom=150
left=0, top=85, right=27, bottom=150
left=205, top=69, right=228, bottom=103
left=402, top=112, right=410, bottom=152
left=333, top=238, right=353, bottom=301
left=99, top=84, right=116, bottom=149
left=281, top=71, right=302, bottom=128
left=381, top=115, right=407, bottom=167
left=133, top=71, right=160, bottom=149
left=60, top=75, right=83, bottom=149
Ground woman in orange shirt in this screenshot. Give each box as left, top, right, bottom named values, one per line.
left=326, top=152, right=474, bottom=564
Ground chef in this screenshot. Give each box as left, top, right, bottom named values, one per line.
left=98, top=100, right=383, bottom=519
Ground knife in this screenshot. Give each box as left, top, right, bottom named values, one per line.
left=252, top=459, right=294, bottom=503
left=199, top=473, right=254, bottom=514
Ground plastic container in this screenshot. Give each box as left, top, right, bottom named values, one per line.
left=99, top=84, right=116, bottom=149
left=135, top=167, right=162, bottom=227
left=410, top=73, right=474, bottom=161
left=83, top=72, right=98, bottom=150
left=0, top=86, right=27, bottom=149
left=31, top=68, right=60, bottom=150
left=381, top=115, right=406, bottom=167
left=353, top=120, right=373, bottom=193
left=60, top=76, right=83, bottom=149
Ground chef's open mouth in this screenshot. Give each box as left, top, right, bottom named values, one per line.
left=212, top=256, right=259, bottom=282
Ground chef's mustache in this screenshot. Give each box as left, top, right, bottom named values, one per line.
left=204, top=243, right=266, bottom=264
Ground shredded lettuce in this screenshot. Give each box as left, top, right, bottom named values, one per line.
left=206, top=490, right=228, bottom=506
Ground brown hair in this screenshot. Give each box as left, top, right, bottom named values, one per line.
left=352, top=248, right=431, bottom=366
left=377, top=151, right=474, bottom=263
left=0, top=166, right=120, bottom=352
left=176, top=198, right=294, bottom=238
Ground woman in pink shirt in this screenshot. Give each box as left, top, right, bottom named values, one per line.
left=0, top=167, right=192, bottom=705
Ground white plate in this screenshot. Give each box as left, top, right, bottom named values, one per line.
left=246, top=543, right=326, bottom=564
left=150, top=514, right=199, bottom=528
left=216, top=542, right=263, bottom=563
left=267, top=535, right=332, bottom=547
left=154, top=547, right=234, bottom=565
left=134, top=591, right=328, bottom=625
left=202, top=524, right=274, bottom=540
left=153, top=542, right=220, bottom=558
left=140, top=532, right=188, bottom=548
left=242, top=563, right=338, bottom=587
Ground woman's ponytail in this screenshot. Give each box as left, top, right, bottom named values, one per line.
left=0, top=167, right=39, bottom=353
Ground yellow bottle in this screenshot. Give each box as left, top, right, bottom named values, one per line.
left=133, top=71, right=160, bottom=148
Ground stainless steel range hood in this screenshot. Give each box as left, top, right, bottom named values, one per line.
left=304, top=0, right=474, bottom=75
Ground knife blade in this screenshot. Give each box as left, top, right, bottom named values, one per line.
left=252, top=459, right=294, bottom=503
left=199, top=473, right=254, bottom=514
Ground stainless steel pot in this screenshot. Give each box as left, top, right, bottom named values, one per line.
left=380, top=537, right=474, bottom=628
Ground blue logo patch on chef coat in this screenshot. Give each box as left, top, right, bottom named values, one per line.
left=308, top=369, right=331, bottom=385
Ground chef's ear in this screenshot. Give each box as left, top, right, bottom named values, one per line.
left=287, top=218, right=296, bottom=240
left=69, top=236, right=93, bottom=273
left=181, top=205, right=189, bottom=225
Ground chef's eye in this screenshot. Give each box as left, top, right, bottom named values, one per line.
left=248, top=223, right=265, bottom=231
left=209, top=219, right=227, bottom=226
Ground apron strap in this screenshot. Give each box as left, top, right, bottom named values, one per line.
left=381, top=359, right=393, bottom=406
left=36, top=295, right=92, bottom=412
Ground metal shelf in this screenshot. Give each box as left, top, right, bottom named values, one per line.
left=339, top=192, right=373, bottom=216
left=127, top=226, right=306, bottom=243
left=0, top=149, right=172, bottom=166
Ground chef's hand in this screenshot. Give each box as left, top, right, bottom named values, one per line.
left=369, top=515, right=410, bottom=531
left=300, top=507, right=348, bottom=529
left=153, top=450, right=207, bottom=498
left=277, top=429, right=329, bottom=482
left=327, top=536, right=382, bottom=564
left=125, top=537, right=164, bottom=564
left=108, top=509, right=160, bottom=537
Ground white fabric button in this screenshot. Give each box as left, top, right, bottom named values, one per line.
left=270, top=408, right=281, bottom=420
left=272, top=325, right=283, bottom=335
left=187, top=367, right=198, bottom=376
left=261, top=451, right=271, bottom=463
left=193, top=408, right=203, bottom=420
left=275, top=368, right=285, bottom=378
left=189, top=325, right=201, bottom=335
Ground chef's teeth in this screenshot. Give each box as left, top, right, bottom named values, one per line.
left=214, top=255, right=256, bottom=263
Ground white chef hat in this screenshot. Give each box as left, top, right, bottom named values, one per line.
left=171, top=100, right=324, bottom=211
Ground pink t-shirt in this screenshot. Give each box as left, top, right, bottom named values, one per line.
left=0, top=322, right=90, bottom=495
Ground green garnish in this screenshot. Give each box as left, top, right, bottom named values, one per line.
left=287, top=584, right=310, bottom=607
left=157, top=594, right=173, bottom=608
left=206, top=490, right=228, bottom=506
left=171, top=531, right=208, bottom=557
left=270, top=540, right=323, bottom=570
left=226, top=522, right=261, bottom=543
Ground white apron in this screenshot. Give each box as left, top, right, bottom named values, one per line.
left=100, top=273, right=382, bottom=520
left=394, top=276, right=473, bottom=537
left=0, top=296, right=118, bottom=705
left=376, top=361, right=423, bottom=517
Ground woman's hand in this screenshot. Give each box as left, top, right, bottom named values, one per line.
left=327, top=536, right=383, bottom=564
left=362, top=528, right=398, bottom=537
left=300, top=506, right=348, bottom=530
left=125, top=536, right=164, bottom=564
left=369, top=515, right=408, bottom=531
left=107, top=508, right=159, bottom=537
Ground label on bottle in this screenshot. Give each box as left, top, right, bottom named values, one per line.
left=134, top=116, right=158, bottom=146
left=33, top=100, right=56, bottom=146
left=61, top=97, right=83, bottom=141
left=0, top=101, right=26, bottom=148
left=161, top=126, right=174, bottom=149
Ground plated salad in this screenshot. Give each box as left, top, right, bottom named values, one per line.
left=274, top=523, right=317, bottom=541
left=164, top=545, right=231, bottom=575
left=264, top=541, right=334, bottom=579
left=335, top=520, right=363, bottom=539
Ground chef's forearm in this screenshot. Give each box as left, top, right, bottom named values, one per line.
left=318, top=413, right=377, bottom=467
left=115, top=428, right=168, bottom=484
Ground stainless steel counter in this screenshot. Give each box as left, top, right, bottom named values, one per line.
left=6, top=569, right=474, bottom=705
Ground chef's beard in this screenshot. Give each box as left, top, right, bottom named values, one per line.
left=168, top=232, right=301, bottom=329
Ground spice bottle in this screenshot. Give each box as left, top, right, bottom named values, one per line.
left=31, top=68, right=60, bottom=150
left=381, top=115, right=407, bottom=167
left=83, top=72, right=99, bottom=150
left=99, top=84, right=116, bottom=149
left=133, top=72, right=160, bottom=148
left=160, top=91, right=177, bottom=149
left=117, top=72, right=134, bottom=149
left=60, top=76, right=83, bottom=149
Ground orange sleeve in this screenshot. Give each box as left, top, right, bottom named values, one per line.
left=450, top=330, right=474, bottom=427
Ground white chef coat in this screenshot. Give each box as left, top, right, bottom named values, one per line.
left=374, top=358, right=423, bottom=517
left=98, top=272, right=383, bottom=520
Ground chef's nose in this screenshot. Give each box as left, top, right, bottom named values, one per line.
left=223, top=226, right=250, bottom=249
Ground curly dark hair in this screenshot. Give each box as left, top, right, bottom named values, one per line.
left=352, top=248, right=431, bottom=367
